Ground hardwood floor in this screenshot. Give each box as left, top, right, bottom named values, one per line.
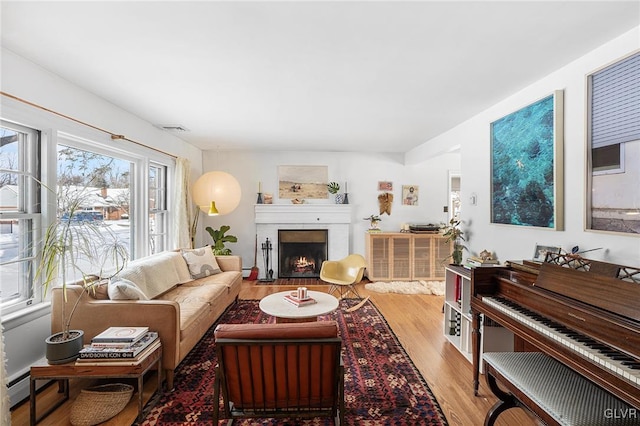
left=11, top=280, right=537, bottom=425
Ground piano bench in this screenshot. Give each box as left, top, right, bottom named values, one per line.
left=483, top=352, right=638, bottom=426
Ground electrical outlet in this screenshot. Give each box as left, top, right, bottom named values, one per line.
left=443, top=206, right=448, bottom=213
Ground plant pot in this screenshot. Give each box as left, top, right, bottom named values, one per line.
left=452, top=250, right=463, bottom=266
left=335, top=194, right=344, bottom=204
left=46, top=330, right=84, bottom=365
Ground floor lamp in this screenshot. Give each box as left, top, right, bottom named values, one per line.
left=191, top=171, right=242, bottom=247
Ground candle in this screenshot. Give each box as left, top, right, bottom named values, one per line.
left=344, top=182, right=348, bottom=192
left=258, top=181, right=262, bottom=192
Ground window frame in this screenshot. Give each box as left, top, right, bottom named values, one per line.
left=0, top=120, right=42, bottom=315
left=148, top=161, right=169, bottom=254
left=57, top=132, right=175, bottom=261
left=586, top=50, right=640, bottom=233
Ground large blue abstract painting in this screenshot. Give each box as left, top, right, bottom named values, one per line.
left=491, top=91, right=564, bottom=229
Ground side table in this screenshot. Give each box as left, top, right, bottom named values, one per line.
left=30, top=343, right=162, bottom=425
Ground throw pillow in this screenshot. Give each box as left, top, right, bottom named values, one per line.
left=108, top=278, right=149, bottom=300
left=86, top=280, right=109, bottom=300
left=181, top=246, right=221, bottom=279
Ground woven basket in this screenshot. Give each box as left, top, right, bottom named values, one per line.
left=70, top=383, right=134, bottom=426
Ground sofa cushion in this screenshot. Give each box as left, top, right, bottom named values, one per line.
left=108, top=278, right=149, bottom=300
left=157, top=283, right=227, bottom=305
left=157, top=284, right=227, bottom=332
left=180, top=271, right=240, bottom=289
left=117, top=251, right=191, bottom=299
left=181, top=246, right=221, bottom=279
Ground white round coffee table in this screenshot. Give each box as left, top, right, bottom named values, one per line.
left=259, top=290, right=339, bottom=323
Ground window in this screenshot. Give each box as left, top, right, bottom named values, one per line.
left=57, top=135, right=175, bottom=263
left=0, top=121, right=40, bottom=314
left=149, top=162, right=168, bottom=254
left=56, top=143, right=133, bottom=280
left=1, top=114, right=175, bottom=316
left=592, top=143, right=624, bottom=174
left=587, top=51, right=640, bottom=233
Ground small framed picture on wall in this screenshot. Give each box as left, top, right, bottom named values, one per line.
left=402, top=185, right=418, bottom=206
left=378, top=181, right=393, bottom=191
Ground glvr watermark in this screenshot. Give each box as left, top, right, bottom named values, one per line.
left=604, top=408, right=638, bottom=420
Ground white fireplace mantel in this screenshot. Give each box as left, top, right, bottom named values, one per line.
left=255, top=205, right=352, bottom=279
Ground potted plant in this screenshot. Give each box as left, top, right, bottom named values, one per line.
left=364, top=214, right=382, bottom=230
left=38, top=185, right=129, bottom=364
left=442, top=218, right=466, bottom=265
left=205, top=225, right=238, bottom=255
left=327, top=182, right=343, bottom=204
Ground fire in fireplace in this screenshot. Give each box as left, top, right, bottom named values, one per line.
left=278, top=229, right=328, bottom=278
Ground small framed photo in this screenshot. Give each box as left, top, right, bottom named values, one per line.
left=378, top=181, right=393, bottom=191
left=533, top=244, right=561, bottom=262
left=402, top=185, right=418, bottom=206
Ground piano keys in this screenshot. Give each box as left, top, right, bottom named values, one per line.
left=482, top=296, right=640, bottom=386
left=470, top=257, right=640, bottom=409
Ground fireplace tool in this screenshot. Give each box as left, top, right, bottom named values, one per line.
left=260, top=237, right=275, bottom=282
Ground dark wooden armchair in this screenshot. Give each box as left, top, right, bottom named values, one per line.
left=213, top=321, right=344, bottom=425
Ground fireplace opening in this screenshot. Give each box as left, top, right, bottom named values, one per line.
left=278, top=230, right=328, bottom=278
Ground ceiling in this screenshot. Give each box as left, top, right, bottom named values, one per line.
left=1, top=1, right=638, bottom=154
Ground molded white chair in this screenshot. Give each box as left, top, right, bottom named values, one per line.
left=320, top=254, right=367, bottom=299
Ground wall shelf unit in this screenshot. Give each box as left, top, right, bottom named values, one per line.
left=365, top=232, right=450, bottom=282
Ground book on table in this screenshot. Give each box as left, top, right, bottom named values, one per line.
left=91, top=326, right=149, bottom=344
left=75, top=339, right=161, bottom=366
left=79, top=332, right=158, bottom=359
left=465, top=257, right=501, bottom=268
left=283, top=294, right=317, bottom=307
left=468, top=256, right=499, bottom=265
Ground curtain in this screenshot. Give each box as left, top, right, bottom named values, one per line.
left=173, top=157, right=193, bottom=249
left=1, top=321, right=9, bottom=425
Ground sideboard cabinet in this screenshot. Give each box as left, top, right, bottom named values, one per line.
left=365, top=232, right=450, bottom=281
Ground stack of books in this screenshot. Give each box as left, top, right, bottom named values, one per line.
left=465, top=256, right=500, bottom=269
left=283, top=292, right=317, bottom=307
left=76, top=326, right=160, bottom=366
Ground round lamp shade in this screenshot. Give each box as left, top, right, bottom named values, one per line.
left=192, top=171, right=242, bottom=216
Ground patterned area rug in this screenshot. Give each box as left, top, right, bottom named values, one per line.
left=365, top=281, right=445, bottom=296
left=140, top=299, right=448, bottom=425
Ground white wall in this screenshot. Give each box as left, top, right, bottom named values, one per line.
left=197, top=150, right=461, bottom=269
left=406, top=26, right=640, bottom=265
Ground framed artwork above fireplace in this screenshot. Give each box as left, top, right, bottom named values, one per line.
left=278, top=165, right=328, bottom=199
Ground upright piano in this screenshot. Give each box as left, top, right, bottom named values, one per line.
left=470, top=253, right=640, bottom=409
